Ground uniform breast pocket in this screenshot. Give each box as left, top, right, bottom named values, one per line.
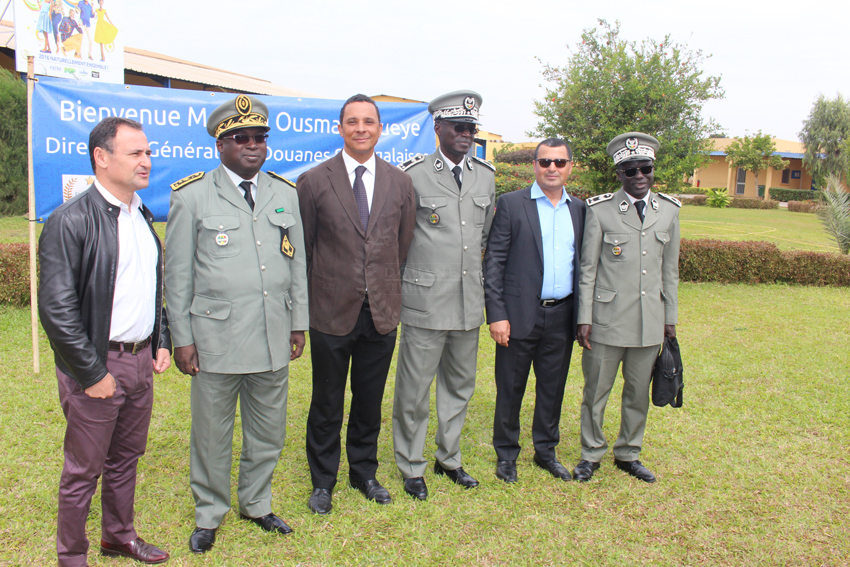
left=267, top=211, right=298, bottom=258
left=419, top=196, right=448, bottom=228
left=472, top=194, right=491, bottom=227
left=202, top=215, right=241, bottom=258
left=654, top=230, right=669, bottom=260
left=603, top=232, right=630, bottom=262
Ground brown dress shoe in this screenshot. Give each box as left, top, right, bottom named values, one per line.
left=100, top=537, right=169, bottom=564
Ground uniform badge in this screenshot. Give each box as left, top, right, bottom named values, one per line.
left=434, top=158, right=444, bottom=172
left=464, top=96, right=475, bottom=110
left=467, top=158, right=473, bottom=170
left=626, top=137, right=639, bottom=150
left=651, top=198, right=659, bottom=211
left=612, top=246, right=622, bottom=256
left=429, top=212, right=440, bottom=225
left=215, top=232, right=229, bottom=246
left=619, top=200, right=629, bottom=212
left=281, top=233, right=295, bottom=258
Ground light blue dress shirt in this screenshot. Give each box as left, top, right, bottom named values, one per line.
left=531, top=181, right=575, bottom=300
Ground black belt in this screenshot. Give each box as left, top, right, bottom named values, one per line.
left=108, top=335, right=152, bottom=355
left=540, top=294, right=572, bottom=307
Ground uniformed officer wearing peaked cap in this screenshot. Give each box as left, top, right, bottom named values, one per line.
left=573, top=131, right=680, bottom=484
left=165, top=94, right=308, bottom=551
left=392, top=90, right=495, bottom=500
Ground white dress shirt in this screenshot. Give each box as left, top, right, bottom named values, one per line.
left=341, top=151, right=376, bottom=211
left=223, top=165, right=259, bottom=203
left=439, top=148, right=464, bottom=184
left=94, top=181, right=158, bottom=342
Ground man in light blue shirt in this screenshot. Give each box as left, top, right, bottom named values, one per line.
left=484, top=138, right=586, bottom=483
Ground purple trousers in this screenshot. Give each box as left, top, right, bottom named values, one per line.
left=56, top=345, right=154, bottom=567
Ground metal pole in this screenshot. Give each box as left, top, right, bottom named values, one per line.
left=27, top=55, right=40, bottom=374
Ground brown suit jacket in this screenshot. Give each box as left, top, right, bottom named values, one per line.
left=297, top=152, right=416, bottom=336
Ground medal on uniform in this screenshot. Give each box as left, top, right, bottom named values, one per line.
left=216, top=232, right=229, bottom=246
left=612, top=245, right=622, bottom=256
left=429, top=212, right=440, bottom=225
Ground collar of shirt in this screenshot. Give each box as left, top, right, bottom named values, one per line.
left=341, top=150, right=376, bottom=179
left=439, top=148, right=464, bottom=179
left=530, top=181, right=571, bottom=207
left=94, top=179, right=142, bottom=214
left=222, top=165, right=259, bottom=190
left=625, top=191, right=650, bottom=206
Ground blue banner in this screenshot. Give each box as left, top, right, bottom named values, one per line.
left=32, top=76, right=434, bottom=221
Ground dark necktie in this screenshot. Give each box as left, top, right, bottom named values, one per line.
left=634, top=200, right=646, bottom=223
left=452, top=165, right=462, bottom=190
left=352, top=165, right=369, bottom=231
left=239, top=180, right=255, bottom=210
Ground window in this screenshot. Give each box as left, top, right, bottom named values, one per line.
left=736, top=168, right=746, bottom=195
left=781, top=169, right=790, bottom=184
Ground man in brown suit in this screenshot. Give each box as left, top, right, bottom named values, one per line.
left=297, top=94, right=416, bottom=515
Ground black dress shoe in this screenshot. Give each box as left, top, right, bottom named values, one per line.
left=189, top=527, right=216, bottom=554
left=403, top=477, right=428, bottom=500
left=100, top=537, right=169, bottom=564
left=308, top=488, right=333, bottom=515
left=350, top=478, right=393, bottom=504
left=240, top=512, right=294, bottom=534
left=572, top=459, right=600, bottom=482
left=614, top=459, right=656, bottom=483
left=495, top=460, right=517, bottom=483
left=533, top=455, right=572, bottom=481
left=434, top=461, right=479, bottom=488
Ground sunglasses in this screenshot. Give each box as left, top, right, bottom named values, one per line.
left=619, top=165, right=654, bottom=178
left=535, top=158, right=571, bottom=169
left=442, top=122, right=479, bottom=135
left=221, top=133, right=269, bottom=144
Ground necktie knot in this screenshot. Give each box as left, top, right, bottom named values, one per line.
left=355, top=165, right=366, bottom=179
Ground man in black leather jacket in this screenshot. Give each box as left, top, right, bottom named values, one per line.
left=39, top=117, right=172, bottom=567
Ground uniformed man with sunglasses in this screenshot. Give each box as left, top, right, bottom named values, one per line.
left=392, top=91, right=495, bottom=500
left=165, top=95, right=308, bottom=552
left=573, top=132, right=681, bottom=483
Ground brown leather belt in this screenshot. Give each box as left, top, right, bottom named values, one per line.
left=108, top=336, right=152, bottom=355
left=540, top=294, right=572, bottom=307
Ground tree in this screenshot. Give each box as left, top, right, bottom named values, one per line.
left=799, top=94, right=850, bottom=187
left=818, top=174, right=850, bottom=255
left=532, top=19, right=724, bottom=194
left=724, top=132, right=787, bottom=200
left=0, top=68, right=28, bottom=216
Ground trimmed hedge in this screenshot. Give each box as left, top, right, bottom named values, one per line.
left=679, top=239, right=850, bottom=286
left=787, top=201, right=820, bottom=213
left=684, top=195, right=707, bottom=206
left=730, top=198, right=779, bottom=210
left=0, top=243, right=33, bottom=306
left=493, top=148, right=534, bottom=165
left=769, top=188, right=822, bottom=202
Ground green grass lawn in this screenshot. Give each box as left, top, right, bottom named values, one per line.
left=1, top=283, right=848, bottom=566
left=679, top=206, right=837, bottom=253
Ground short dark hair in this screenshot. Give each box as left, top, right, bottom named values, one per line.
left=88, top=117, right=144, bottom=172
left=339, top=94, right=381, bottom=124
left=534, top=137, right=572, bottom=161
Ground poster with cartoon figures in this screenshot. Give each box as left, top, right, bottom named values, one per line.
left=13, top=0, right=125, bottom=84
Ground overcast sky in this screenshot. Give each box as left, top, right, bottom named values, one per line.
left=61, top=0, right=850, bottom=143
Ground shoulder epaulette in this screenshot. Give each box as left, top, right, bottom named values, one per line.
left=470, top=155, right=496, bottom=172
left=170, top=171, right=204, bottom=191
left=657, top=192, right=682, bottom=207
left=399, top=154, right=425, bottom=172
left=267, top=171, right=296, bottom=188
left=586, top=193, right=614, bottom=206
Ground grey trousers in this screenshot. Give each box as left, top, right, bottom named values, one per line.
left=190, top=367, right=288, bottom=528
left=392, top=324, right=479, bottom=478
left=580, top=341, right=659, bottom=462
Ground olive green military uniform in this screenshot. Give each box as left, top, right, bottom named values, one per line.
left=392, top=149, right=495, bottom=478
left=577, top=188, right=680, bottom=462
left=165, top=95, right=308, bottom=529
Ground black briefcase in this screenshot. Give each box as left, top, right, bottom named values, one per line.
left=651, top=336, right=683, bottom=408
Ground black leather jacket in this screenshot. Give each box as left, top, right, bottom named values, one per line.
left=38, top=186, right=171, bottom=390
